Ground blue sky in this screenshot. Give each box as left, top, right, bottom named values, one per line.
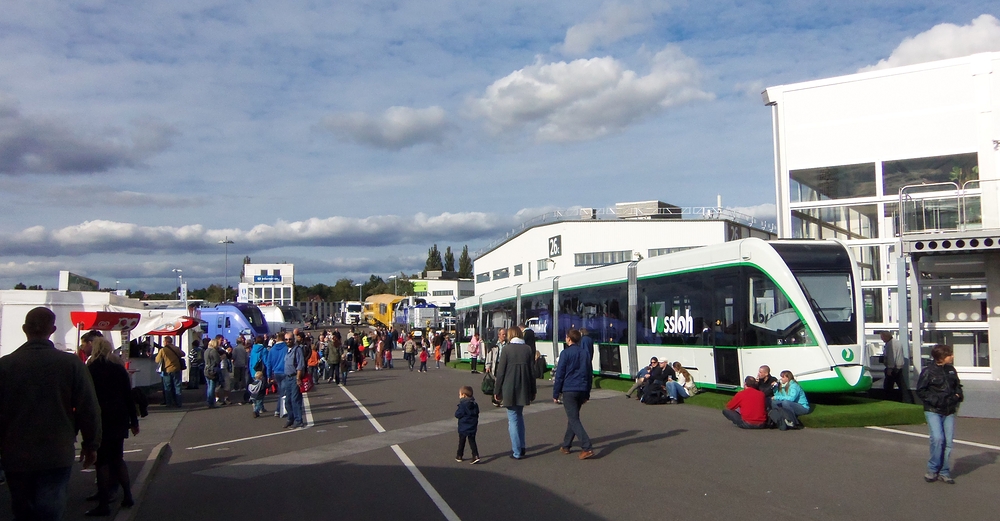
left=1, top=1, right=999, bottom=292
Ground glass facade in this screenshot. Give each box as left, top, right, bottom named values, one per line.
left=787, top=152, right=987, bottom=368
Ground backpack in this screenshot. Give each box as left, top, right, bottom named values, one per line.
left=642, top=382, right=668, bottom=405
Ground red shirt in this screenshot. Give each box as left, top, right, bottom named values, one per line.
left=726, top=387, right=767, bottom=425
left=419, top=350, right=428, bottom=362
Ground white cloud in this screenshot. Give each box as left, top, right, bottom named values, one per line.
left=321, top=106, right=449, bottom=150
left=0, top=211, right=519, bottom=257
left=0, top=93, right=176, bottom=175
left=860, top=14, right=1000, bottom=72
left=729, top=202, right=776, bottom=226
left=559, top=1, right=671, bottom=56
left=471, top=46, right=713, bottom=142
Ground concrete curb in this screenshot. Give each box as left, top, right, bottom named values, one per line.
left=113, top=441, right=171, bottom=521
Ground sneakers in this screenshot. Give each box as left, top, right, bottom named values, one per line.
left=578, top=450, right=595, bottom=460
left=455, top=458, right=463, bottom=462
left=938, top=475, right=955, bottom=484
left=559, top=447, right=572, bottom=455
left=470, top=457, right=481, bottom=464
left=253, top=411, right=259, bottom=418
left=924, top=472, right=938, bottom=483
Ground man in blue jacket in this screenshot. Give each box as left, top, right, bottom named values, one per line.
left=266, top=336, right=289, bottom=418
left=553, top=329, right=594, bottom=460
left=283, top=334, right=306, bottom=429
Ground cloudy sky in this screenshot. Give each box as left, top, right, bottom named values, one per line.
left=2, top=1, right=999, bottom=292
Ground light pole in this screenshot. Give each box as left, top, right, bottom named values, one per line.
left=354, top=282, right=363, bottom=302
left=388, top=275, right=397, bottom=295
left=172, top=269, right=183, bottom=299
left=115, top=280, right=120, bottom=291
left=218, top=237, right=234, bottom=302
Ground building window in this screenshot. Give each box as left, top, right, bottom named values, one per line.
left=459, top=290, right=475, bottom=297
left=790, top=163, right=876, bottom=201
left=432, top=290, right=454, bottom=296
left=648, top=247, right=696, bottom=257
left=493, top=268, right=510, bottom=280
left=537, top=259, right=549, bottom=272
left=476, top=272, right=490, bottom=283
left=883, top=153, right=978, bottom=198
left=574, top=250, right=632, bottom=267
left=415, top=291, right=428, bottom=297
left=274, top=269, right=281, bottom=277
left=260, top=270, right=268, bottom=276
left=791, top=204, right=878, bottom=240
left=514, top=264, right=523, bottom=276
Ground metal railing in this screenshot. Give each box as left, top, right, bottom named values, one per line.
left=473, top=206, right=776, bottom=257
left=898, top=179, right=995, bottom=236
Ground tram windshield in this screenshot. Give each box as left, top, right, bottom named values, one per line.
left=238, top=304, right=267, bottom=331
left=770, top=243, right=858, bottom=346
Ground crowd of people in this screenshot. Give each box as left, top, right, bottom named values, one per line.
left=0, top=305, right=970, bottom=521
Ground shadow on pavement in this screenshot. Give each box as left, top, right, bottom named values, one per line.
left=953, top=451, right=999, bottom=478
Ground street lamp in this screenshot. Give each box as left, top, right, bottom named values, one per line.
left=388, top=275, right=397, bottom=295
left=354, top=282, right=363, bottom=302
left=115, top=280, right=120, bottom=291
left=171, top=269, right=183, bottom=299
left=218, top=237, right=234, bottom=302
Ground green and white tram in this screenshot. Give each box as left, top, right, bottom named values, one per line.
left=457, top=238, right=871, bottom=393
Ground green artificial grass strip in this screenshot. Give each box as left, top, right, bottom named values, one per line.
left=449, top=361, right=924, bottom=428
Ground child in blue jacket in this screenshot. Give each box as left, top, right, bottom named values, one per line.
left=455, top=386, right=480, bottom=464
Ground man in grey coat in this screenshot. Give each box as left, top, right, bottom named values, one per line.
left=493, top=327, right=536, bottom=460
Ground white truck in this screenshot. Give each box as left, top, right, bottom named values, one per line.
left=343, top=301, right=364, bottom=325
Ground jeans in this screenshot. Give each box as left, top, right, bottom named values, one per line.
left=341, top=369, right=349, bottom=385
left=506, top=406, right=526, bottom=458
left=925, top=411, right=956, bottom=477
left=722, top=409, right=766, bottom=429
left=561, top=391, right=592, bottom=451
left=231, top=367, right=247, bottom=391
left=408, top=355, right=416, bottom=371
left=162, top=371, right=183, bottom=407
left=6, top=466, right=72, bottom=521
left=665, top=381, right=690, bottom=401
left=252, top=398, right=264, bottom=414
left=205, top=374, right=218, bottom=407
left=773, top=400, right=810, bottom=422
left=470, top=358, right=478, bottom=372
left=282, top=377, right=304, bottom=426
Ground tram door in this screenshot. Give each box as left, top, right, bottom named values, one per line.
left=712, top=275, right=741, bottom=388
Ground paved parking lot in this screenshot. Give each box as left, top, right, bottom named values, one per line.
left=4, top=362, right=1000, bottom=520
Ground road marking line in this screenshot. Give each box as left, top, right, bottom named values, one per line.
left=186, top=429, right=297, bottom=450
left=341, top=385, right=459, bottom=521
left=392, top=444, right=461, bottom=521
left=123, top=449, right=143, bottom=454
left=865, top=426, right=1000, bottom=451
left=304, top=392, right=315, bottom=428
left=339, top=386, right=386, bottom=433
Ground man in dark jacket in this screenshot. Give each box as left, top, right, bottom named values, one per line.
left=916, top=344, right=963, bottom=484
left=553, top=329, right=594, bottom=459
left=757, top=365, right=779, bottom=408
left=494, top=327, right=535, bottom=459
left=0, top=307, right=102, bottom=521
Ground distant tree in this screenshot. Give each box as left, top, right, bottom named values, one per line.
left=27, top=285, right=44, bottom=290
left=129, top=289, right=146, bottom=300
left=444, top=246, right=455, bottom=272
left=393, top=272, right=415, bottom=296
left=331, top=278, right=358, bottom=302
left=13, top=282, right=26, bottom=290
left=424, top=244, right=444, bottom=276
left=458, top=245, right=473, bottom=278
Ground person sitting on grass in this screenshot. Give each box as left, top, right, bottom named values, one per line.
left=772, top=370, right=811, bottom=429
left=625, top=357, right=657, bottom=399
left=722, top=376, right=767, bottom=429
left=664, top=362, right=697, bottom=404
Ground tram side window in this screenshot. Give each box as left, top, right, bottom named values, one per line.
left=482, top=301, right=515, bottom=344
left=522, top=293, right=554, bottom=341
left=745, top=272, right=811, bottom=346
left=457, top=309, right=479, bottom=341
left=638, top=268, right=742, bottom=346
left=557, top=283, right=627, bottom=343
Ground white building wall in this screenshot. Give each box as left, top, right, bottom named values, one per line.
left=239, top=263, right=295, bottom=305
left=765, top=52, right=1000, bottom=378
left=474, top=220, right=730, bottom=294
left=415, top=279, right=474, bottom=309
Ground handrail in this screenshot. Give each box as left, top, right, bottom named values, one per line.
left=473, top=206, right=776, bottom=258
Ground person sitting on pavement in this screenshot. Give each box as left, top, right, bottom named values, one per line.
left=722, top=376, right=768, bottom=429
left=771, top=370, right=811, bottom=429
left=625, top=357, right=657, bottom=399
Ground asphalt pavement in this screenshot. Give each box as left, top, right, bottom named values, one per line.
left=3, top=360, right=1000, bottom=520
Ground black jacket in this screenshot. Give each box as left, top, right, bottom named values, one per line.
left=455, top=397, right=479, bottom=435
left=759, top=375, right=779, bottom=397
left=916, top=363, right=963, bottom=416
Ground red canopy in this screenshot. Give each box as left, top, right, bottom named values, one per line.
left=70, top=311, right=142, bottom=332
left=146, top=316, right=200, bottom=336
